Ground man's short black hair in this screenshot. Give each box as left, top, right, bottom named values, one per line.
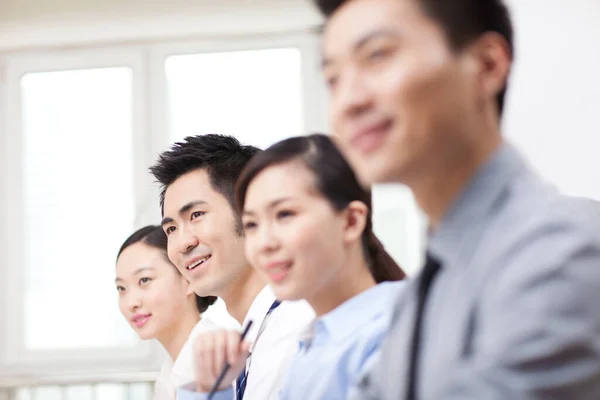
left=315, top=0, right=514, bottom=115
left=149, top=134, right=261, bottom=218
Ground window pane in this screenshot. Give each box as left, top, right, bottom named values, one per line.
left=165, top=48, right=303, bottom=148
left=15, top=388, right=32, bottom=400
left=125, top=382, right=153, bottom=400
left=15, top=383, right=153, bottom=400
left=65, top=385, right=93, bottom=400
left=21, top=67, right=138, bottom=349
left=27, top=386, right=61, bottom=400
left=372, top=185, right=427, bottom=276
left=95, top=383, right=129, bottom=400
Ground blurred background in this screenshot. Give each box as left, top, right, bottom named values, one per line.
left=0, top=0, right=599, bottom=399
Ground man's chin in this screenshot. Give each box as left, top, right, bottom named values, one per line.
left=356, top=163, right=397, bottom=187
left=192, top=279, right=223, bottom=298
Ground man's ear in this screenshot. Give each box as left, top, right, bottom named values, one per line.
left=467, top=31, right=512, bottom=113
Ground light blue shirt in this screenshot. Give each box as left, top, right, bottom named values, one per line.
left=279, top=281, right=404, bottom=400
left=178, top=281, right=404, bottom=400
left=351, top=143, right=600, bottom=399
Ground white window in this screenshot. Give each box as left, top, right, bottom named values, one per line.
left=21, top=67, right=136, bottom=350
left=165, top=48, right=304, bottom=147
left=372, top=185, right=427, bottom=276
left=0, top=36, right=325, bottom=378
left=1, top=49, right=156, bottom=373
left=150, top=34, right=326, bottom=152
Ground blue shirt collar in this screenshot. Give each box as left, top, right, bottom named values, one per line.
left=300, top=281, right=403, bottom=348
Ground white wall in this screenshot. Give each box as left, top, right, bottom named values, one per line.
left=0, top=0, right=322, bottom=52
left=503, top=0, right=600, bottom=200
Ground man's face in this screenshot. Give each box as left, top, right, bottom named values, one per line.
left=162, top=169, right=248, bottom=297
left=323, top=0, right=482, bottom=186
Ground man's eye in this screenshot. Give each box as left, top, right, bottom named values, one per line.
left=191, top=211, right=206, bottom=220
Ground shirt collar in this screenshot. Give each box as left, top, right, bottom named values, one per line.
left=243, top=285, right=277, bottom=343
left=301, top=281, right=403, bottom=347
left=429, top=142, right=527, bottom=268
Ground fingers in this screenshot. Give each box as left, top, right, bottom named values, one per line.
left=226, top=330, right=242, bottom=366
left=193, top=329, right=249, bottom=392
left=240, top=340, right=252, bottom=355
left=214, top=331, right=227, bottom=378
left=193, top=332, right=216, bottom=390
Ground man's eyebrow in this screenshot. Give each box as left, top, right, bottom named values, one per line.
left=321, top=28, right=400, bottom=69
left=161, top=200, right=208, bottom=226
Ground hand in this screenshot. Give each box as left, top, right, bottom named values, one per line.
left=193, top=329, right=252, bottom=392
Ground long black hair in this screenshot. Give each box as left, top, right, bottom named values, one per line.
left=117, top=225, right=217, bottom=313
left=235, top=134, right=405, bottom=283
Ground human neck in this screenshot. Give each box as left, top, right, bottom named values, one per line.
left=308, top=245, right=376, bottom=317
left=158, top=309, right=200, bottom=362
left=220, top=267, right=267, bottom=324
left=410, top=125, right=503, bottom=228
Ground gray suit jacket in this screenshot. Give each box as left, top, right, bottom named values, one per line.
left=350, top=143, right=600, bottom=400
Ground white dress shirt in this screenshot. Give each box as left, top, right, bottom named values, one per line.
left=178, top=285, right=316, bottom=400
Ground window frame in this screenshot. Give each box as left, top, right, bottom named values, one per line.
left=148, top=32, right=327, bottom=150
left=0, top=32, right=326, bottom=377
left=0, top=46, right=161, bottom=375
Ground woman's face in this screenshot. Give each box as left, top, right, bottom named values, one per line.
left=115, top=242, right=195, bottom=340
left=242, top=161, right=360, bottom=302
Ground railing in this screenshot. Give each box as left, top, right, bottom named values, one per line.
left=0, top=371, right=157, bottom=400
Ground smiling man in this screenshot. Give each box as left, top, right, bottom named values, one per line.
left=150, top=134, right=314, bottom=400
left=316, top=0, right=600, bottom=399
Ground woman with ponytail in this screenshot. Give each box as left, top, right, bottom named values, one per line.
left=228, top=134, right=406, bottom=399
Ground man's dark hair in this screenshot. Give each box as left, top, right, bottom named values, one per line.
left=149, top=134, right=261, bottom=221
left=315, top=0, right=514, bottom=115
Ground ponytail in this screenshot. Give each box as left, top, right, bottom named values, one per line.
left=364, top=230, right=406, bottom=283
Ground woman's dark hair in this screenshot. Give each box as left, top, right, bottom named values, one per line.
left=117, top=225, right=217, bottom=313
left=235, top=134, right=405, bottom=283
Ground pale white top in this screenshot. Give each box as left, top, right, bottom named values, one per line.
left=153, top=317, right=220, bottom=400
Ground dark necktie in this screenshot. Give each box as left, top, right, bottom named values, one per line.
left=406, top=253, right=442, bottom=400
left=235, top=300, right=281, bottom=400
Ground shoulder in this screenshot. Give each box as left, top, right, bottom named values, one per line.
left=334, top=304, right=393, bottom=380
left=484, top=178, right=600, bottom=273
left=171, top=319, right=219, bottom=385
left=480, top=190, right=600, bottom=313
left=373, top=280, right=407, bottom=300
left=154, top=360, right=176, bottom=399
left=500, top=172, right=599, bottom=240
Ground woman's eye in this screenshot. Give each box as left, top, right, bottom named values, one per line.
left=276, top=210, right=294, bottom=219
left=165, top=226, right=176, bottom=235
left=369, top=48, right=388, bottom=60
left=116, top=286, right=125, bottom=293
left=243, top=221, right=257, bottom=231
left=139, top=277, right=152, bottom=285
